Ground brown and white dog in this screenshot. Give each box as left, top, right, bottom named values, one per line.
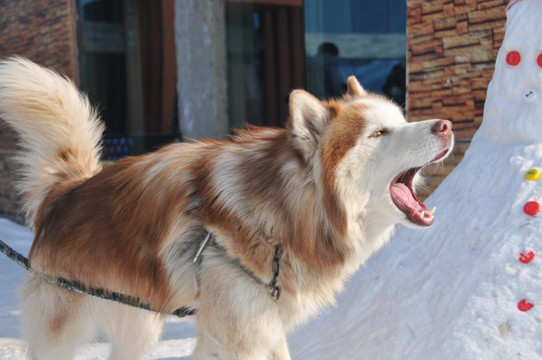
left=0, top=57, right=453, bottom=360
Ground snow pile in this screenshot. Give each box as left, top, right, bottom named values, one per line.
left=0, top=218, right=32, bottom=339
left=290, top=1, right=542, bottom=359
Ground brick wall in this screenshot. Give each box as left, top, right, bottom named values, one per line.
left=0, top=0, right=78, bottom=76
left=407, top=0, right=507, bottom=197
left=0, top=0, right=77, bottom=220
left=407, top=0, right=506, bottom=139
left=0, top=122, right=19, bottom=218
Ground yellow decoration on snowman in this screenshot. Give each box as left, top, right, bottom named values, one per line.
left=525, top=168, right=541, bottom=181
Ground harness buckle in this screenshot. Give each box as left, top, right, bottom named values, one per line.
left=271, top=285, right=281, bottom=301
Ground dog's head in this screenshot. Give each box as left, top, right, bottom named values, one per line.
left=288, top=76, right=453, bottom=230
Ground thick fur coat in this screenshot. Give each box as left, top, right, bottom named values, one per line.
left=0, top=57, right=453, bottom=359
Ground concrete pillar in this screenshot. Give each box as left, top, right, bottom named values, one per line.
left=175, top=0, right=229, bottom=140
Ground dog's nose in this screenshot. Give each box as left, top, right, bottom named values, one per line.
left=431, top=120, right=452, bottom=137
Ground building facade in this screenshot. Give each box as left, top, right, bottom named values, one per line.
left=408, top=0, right=506, bottom=139
left=0, top=0, right=507, bottom=219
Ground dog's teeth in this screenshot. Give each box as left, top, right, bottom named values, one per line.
left=429, top=207, right=436, bottom=215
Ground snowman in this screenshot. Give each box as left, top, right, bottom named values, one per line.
left=290, top=1, right=542, bottom=359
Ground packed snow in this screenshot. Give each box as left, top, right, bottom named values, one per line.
left=0, top=217, right=197, bottom=358
left=290, top=0, right=542, bottom=359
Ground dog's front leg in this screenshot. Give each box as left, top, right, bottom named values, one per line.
left=269, top=334, right=291, bottom=360
left=193, top=246, right=291, bottom=360
left=193, top=301, right=291, bottom=360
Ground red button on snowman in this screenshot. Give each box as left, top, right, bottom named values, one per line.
left=518, top=168, right=539, bottom=312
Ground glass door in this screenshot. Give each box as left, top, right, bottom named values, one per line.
left=304, top=0, right=407, bottom=107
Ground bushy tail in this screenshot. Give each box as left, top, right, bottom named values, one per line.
left=0, top=57, right=104, bottom=227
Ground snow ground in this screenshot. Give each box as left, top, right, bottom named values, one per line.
left=0, top=218, right=197, bottom=359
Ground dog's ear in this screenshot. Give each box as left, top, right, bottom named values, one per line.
left=346, top=76, right=366, bottom=97
left=288, top=89, right=329, bottom=156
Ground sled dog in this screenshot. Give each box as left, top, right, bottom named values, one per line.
left=0, top=57, right=453, bottom=359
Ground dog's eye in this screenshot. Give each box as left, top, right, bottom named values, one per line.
left=369, top=129, right=389, bottom=138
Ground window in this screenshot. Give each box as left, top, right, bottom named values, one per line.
left=226, top=0, right=305, bottom=128
left=225, top=0, right=407, bottom=131
left=305, top=0, right=407, bottom=106
left=78, top=0, right=127, bottom=135
left=77, top=0, right=179, bottom=159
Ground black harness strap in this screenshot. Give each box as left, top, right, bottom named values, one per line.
left=270, top=245, right=284, bottom=301
left=1, top=231, right=284, bottom=316
left=0, top=237, right=195, bottom=318
left=0, top=237, right=30, bottom=270
left=194, top=234, right=284, bottom=301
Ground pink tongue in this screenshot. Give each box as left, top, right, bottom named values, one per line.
left=391, top=183, right=423, bottom=211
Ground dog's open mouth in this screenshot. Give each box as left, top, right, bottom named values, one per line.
left=390, top=150, right=448, bottom=226
left=390, top=168, right=434, bottom=226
